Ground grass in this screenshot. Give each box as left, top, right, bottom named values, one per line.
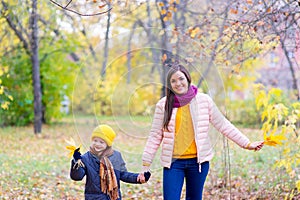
left=0, top=115, right=299, bottom=199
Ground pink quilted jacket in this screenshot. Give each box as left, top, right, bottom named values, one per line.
left=142, top=93, right=250, bottom=172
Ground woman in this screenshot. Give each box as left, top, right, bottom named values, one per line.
left=137, top=63, right=264, bottom=200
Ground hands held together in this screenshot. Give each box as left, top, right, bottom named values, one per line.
left=137, top=171, right=151, bottom=184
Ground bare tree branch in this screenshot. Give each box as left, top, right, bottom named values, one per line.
left=1, top=1, right=31, bottom=55
left=49, top=0, right=112, bottom=16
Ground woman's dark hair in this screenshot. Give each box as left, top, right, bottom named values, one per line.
left=163, top=64, right=192, bottom=131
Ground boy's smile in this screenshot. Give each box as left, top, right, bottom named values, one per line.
left=91, top=137, right=108, bottom=152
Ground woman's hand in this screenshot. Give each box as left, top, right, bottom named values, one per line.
left=246, top=141, right=264, bottom=151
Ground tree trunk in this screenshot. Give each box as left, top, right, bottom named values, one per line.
left=101, top=3, right=111, bottom=78
left=282, top=43, right=300, bottom=100
left=30, top=0, right=42, bottom=134
left=157, top=0, right=172, bottom=97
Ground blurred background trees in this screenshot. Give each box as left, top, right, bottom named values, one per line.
left=0, top=0, right=299, bottom=130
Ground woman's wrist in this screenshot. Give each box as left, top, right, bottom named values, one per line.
left=245, top=142, right=251, bottom=149
left=142, top=162, right=151, bottom=172
left=143, top=162, right=151, bottom=167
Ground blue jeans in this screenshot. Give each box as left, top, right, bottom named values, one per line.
left=163, top=158, right=209, bottom=200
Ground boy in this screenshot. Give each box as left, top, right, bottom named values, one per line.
left=70, top=124, right=150, bottom=200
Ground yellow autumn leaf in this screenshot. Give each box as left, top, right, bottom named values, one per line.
left=161, top=9, right=167, bottom=15
left=0, top=86, right=4, bottom=95
left=232, top=64, right=240, bottom=74
left=269, top=88, right=282, bottom=98
left=261, top=110, right=268, bottom=121
left=230, top=8, right=238, bottom=14
left=158, top=2, right=164, bottom=6
left=257, top=21, right=265, bottom=26
left=296, top=180, right=300, bottom=191
left=162, top=53, right=167, bottom=63
left=66, top=145, right=76, bottom=158
left=8, top=95, right=13, bottom=101
left=255, top=89, right=267, bottom=110
left=169, top=6, right=177, bottom=12
left=190, top=27, right=200, bottom=38
left=264, top=134, right=286, bottom=146
left=1, top=101, right=9, bottom=110
left=167, top=11, right=172, bottom=18
left=65, top=138, right=82, bottom=158
left=253, top=83, right=265, bottom=91
left=66, top=145, right=76, bottom=151
left=65, top=137, right=76, bottom=146
left=98, top=4, right=106, bottom=9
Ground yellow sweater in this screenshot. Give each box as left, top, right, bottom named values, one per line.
left=173, top=104, right=197, bottom=159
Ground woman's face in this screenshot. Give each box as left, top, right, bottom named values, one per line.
left=170, top=71, right=189, bottom=95
left=91, top=137, right=108, bottom=152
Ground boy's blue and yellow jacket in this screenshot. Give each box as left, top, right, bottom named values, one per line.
left=70, top=150, right=140, bottom=200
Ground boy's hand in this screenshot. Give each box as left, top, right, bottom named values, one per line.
left=137, top=173, right=145, bottom=183
left=72, top=148, right=85, bottom=170
left=73, top=148, right=82, bottom=161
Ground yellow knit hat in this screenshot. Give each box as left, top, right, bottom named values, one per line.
left=91, top=125, right=116, bottom=146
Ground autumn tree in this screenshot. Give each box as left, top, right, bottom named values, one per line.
left=1, top=0, right=42, bottom=133
left=0, top=1, right=88, bottom=132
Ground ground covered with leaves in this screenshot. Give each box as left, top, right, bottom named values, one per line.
left=0, top=116, right=299, bottom=199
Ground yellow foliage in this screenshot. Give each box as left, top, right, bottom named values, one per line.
left=256, top=90, right=267, bottom=110
left=254, top=85, right=291, bottom=146
left=254, top=84, right=300, bottom=191
left=268, top=88, right=282, bottom=99
left=297, top=180, right=300, bottom=192
left=262, top=122, right=271, bottom=136
left=0, top=64, right=13, bottom=110
left=220, top=54, right=261, bottom=93
left=0, top=85, right=3, bottom=95
left=1, top=101, right=9, bottom=110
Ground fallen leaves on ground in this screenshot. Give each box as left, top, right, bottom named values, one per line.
left=0, top=122, right=299, bottom=199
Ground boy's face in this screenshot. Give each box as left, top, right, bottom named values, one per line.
left=91, top=137, right=108, bottom=151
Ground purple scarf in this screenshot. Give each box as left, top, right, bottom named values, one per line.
left=173, top=85, right=198, bottom=108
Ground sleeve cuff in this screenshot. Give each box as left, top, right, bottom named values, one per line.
left=142, top=162, right=151, bottom=167
left=245, top=142, right=251, bottom=149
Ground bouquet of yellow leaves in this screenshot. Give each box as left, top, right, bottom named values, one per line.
left=65, top=138, right=85, bottom=169
left=264, top=134, right=286, bottom=147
